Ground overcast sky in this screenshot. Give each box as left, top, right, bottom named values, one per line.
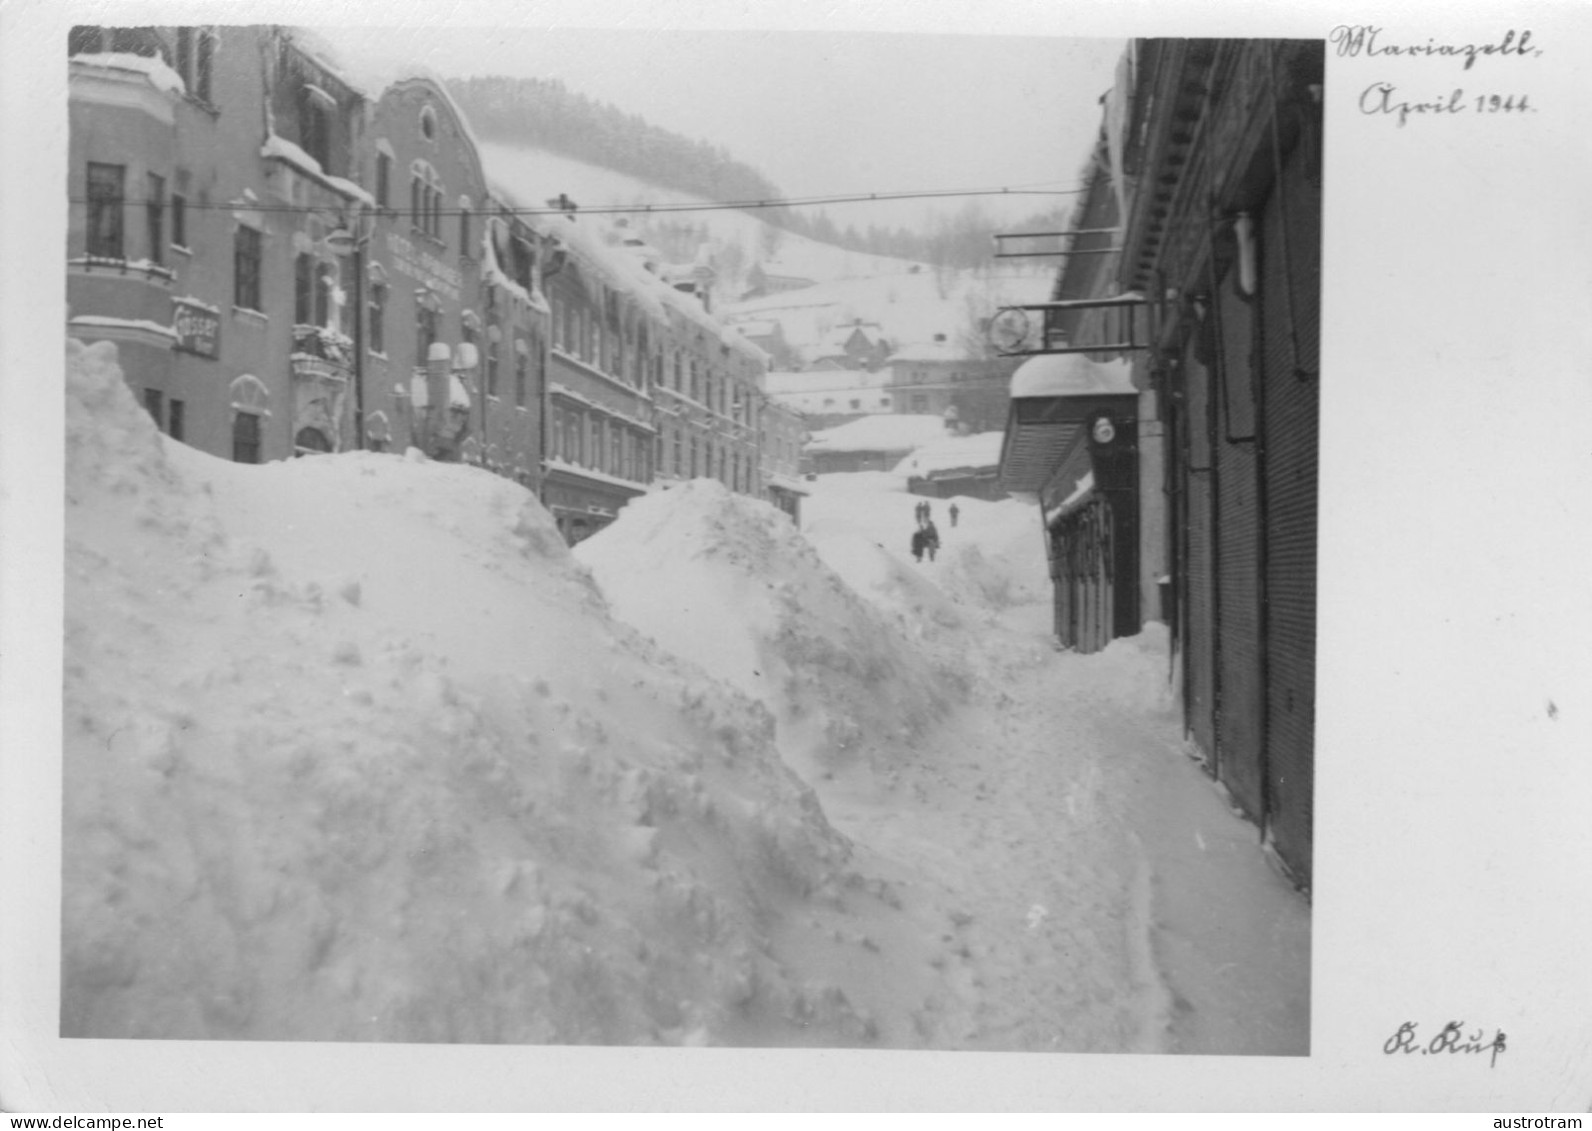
left=315, top=25, right=1123, bottom=229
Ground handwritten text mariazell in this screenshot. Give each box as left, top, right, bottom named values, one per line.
left=1331, top=26, right=1541, bottom=127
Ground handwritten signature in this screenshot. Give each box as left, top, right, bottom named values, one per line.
left=1384, top=1020, right=1507, bottom=1067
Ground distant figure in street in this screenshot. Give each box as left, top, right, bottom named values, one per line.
left=949, top=502, right=960, bottom=528
left=910, top=525, right=926, bottom=563
left=923, top=520, right=941, bottom=562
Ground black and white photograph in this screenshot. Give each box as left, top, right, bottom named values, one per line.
left=3, top=0, right=1591, bottom=1113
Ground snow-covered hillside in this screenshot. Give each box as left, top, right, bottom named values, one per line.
left=720, top=265, right=1052, bottom=360
left=479, top=142, right=929, bottom=287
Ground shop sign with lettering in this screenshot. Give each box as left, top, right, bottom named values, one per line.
left=172, top=298, right=221, bottom=358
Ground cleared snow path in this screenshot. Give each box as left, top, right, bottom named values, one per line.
left=580, top=479, right=1310, bottom=1054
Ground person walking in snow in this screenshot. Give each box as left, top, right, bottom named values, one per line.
left=949, top=502, right=960, bottom=528
left=910, top=524, right=926, bottom=563
left=923, top=520, right=941, bottom=562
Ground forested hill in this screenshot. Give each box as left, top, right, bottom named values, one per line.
left=448, top=76, right=787, bottom=213
left=446, top=74, right=1068, bottom=270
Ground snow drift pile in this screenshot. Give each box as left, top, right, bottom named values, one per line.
left=62, top=338, right=931, bottom=1045
left=574, top=480, right=970, bottom=782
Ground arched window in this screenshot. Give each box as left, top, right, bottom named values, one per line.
left=233, top=412, right=262, bottom=464
left=458, top=195, right=473, bottom=258
left=295, top=427, right=333, bottom=456
left=410, top=160, right=443, bottom=239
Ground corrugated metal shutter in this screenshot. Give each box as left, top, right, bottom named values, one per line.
left=1259, top=136, right=1320, bottom=886
left=1182, top=347, right=1217, bottom=767
left=1215, top=266, right=1265, bottom=822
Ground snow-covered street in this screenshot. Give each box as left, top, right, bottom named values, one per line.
left=62, top=338, right=1306, bottom=1052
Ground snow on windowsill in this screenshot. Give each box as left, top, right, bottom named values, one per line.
left=68, top=315, right=179, bottom=341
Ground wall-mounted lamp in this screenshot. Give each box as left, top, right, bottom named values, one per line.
left=1234, top=213, right=1257, bottom=297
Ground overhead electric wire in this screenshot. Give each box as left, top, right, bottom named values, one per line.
left=68, top=183, right=1087, bottom=218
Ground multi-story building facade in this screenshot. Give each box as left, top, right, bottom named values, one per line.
left=535, top=214, right=661, bottom=543
left=67, top=26, right=551, bottom=478
left=364, top=77, right=547, bottom=474
left=68, top=25, right=371, bottom=462
left=68, top=25, right=782, bottom=547
left=885, top=336, right=1016, bottom=433
left=758, top=398, right=807, bottom=522
left=995, top=38, right=1323, bottom=888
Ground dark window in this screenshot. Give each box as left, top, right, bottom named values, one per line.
left=233, top=412, right=261, bottom=463
left=294, top=252, right=313, bottom=324
left=195, top=31, right=215, bottom=103
left=338, top=256, right=356, bottom=338
left=170, top=192, right=186, bottom=248
left=68, top=27, right=105, bottom=54
left=175, top=28, right=193, bottom=85
left=486, top=340, right=499, bottom=398
left=511, top=236, right=534, bottom=291
left=376, top=152, right=391, bottom=209
left=313, top=262, right=334, bottom=328
left=85, top=162, right=124, bottom=258
left=234, top=225, right=262, bottom=311
left=143, top=388, right=163, bottom=427
left=416, top=305, right=438, bottom=364
left=368, top=282, right=386, bottom=354
left=146, top=169, right=166, bottom=262
left=459, top=207, right=471, bottom=257
left=110, top=27, right=161, bottom=57
left=514, top=349, right=527, bottom=406
left=298, top=88, right=330, bottom=170
left=168, top=398, right=185, bottom=441
left=410, top=176, right=422, bottom=229
left=295, top=427, right=332, bottom=455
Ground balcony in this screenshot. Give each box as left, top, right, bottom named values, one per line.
left=291, top=323, right=354, bottom=369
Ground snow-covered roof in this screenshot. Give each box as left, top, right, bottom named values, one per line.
left=763, top=472, right=811, bottom=496
left=815, top=322, right=886, bottom=355
left=805, top=414, right=949, bottom=454
left=891, top=431, right=1005, bottom=478
left=1009, top=354, right=1136, bottom=398
left=69, top=52, right=186, bottom=97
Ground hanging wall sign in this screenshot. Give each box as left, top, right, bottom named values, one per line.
left=172, top=297, right=221, bottom=358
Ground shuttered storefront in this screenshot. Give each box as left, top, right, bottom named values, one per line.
left=1181, top=346, right=1218, bottom=769
left=1214, top=265, right=1265, bottom=821
left=1259, top=138, right=1320, bottom=882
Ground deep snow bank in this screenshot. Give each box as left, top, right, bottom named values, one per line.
left=62, top=339, right=920, bottom=1045
left=574, top=480, right=969, bottom=781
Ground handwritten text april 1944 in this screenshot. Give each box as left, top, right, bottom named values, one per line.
left=1330, top=26, right=1542, bottom=127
